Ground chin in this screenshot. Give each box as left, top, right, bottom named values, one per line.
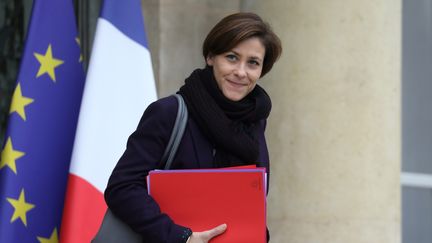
left=221, top=86, right=249, bottom=101
left=224, top=92, right=245, bottom=101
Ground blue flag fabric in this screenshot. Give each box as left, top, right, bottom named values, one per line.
left=0, top=0, right=84, bottom=242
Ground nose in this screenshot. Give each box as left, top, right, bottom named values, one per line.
left=234, top=63, right=247, bottom=79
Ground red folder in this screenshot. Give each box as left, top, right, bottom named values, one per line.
left=147, top=168, right=266, bottom=243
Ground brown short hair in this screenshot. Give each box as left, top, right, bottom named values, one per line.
left=203, top=12, right=282, bottom=77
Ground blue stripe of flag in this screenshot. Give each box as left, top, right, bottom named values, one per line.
left=100, top=0, right=149, bottom=49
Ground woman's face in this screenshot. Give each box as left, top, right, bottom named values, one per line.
left=206, top=37, right=265, bottom=101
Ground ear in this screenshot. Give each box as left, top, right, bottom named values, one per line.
left=206, top=55, right=214, bottom=66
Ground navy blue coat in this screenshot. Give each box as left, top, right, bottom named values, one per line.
left=105, top=95, right=270, bottom=243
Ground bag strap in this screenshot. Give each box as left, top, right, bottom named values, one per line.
left=91, top=95, right=188, bottom=243
left=161, top=94, right=188, bottom=170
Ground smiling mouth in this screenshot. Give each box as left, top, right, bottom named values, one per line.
left=226, top=79, right=247, bottom=87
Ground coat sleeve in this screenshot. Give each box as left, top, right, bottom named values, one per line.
left=104, top=97, right=192, bottom=243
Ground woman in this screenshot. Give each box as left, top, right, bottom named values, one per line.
left=105, top=12, right=282, bottom=243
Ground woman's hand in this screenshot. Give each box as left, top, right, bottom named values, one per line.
left=187, top=224, right=227, bottom=243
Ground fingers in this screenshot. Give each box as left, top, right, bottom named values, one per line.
left=189, top=224, right=227, bottom=243
left=205, top=224, right=227, bottom=239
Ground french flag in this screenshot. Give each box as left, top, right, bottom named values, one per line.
left=60, top=0, right=157, bottom=242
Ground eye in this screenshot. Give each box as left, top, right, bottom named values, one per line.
left=225, top=54, right=238, bottom=62
left=248, top=59, right=261, bottom=66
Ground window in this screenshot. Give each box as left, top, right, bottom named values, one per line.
left=402, top=0, right=432, bottom=242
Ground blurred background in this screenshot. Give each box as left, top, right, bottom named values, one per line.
left=0, top=0, right=431, bottom=242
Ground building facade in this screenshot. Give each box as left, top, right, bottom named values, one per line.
left=1, top=0, right=431, bottom=242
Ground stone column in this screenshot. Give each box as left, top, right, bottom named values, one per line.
left=242, top=1, right=401, bottom=242
left=143, top=0, right=241, bottom=98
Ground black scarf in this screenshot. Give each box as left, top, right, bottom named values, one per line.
left=178, top=66, right=271, bottom=167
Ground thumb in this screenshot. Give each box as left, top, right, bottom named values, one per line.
left=206, top=224, right=227, bottom=239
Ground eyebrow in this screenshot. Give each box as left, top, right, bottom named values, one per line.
left=231, top=50, right=263, bottom=62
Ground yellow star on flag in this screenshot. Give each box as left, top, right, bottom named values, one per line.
left=37, top=228, right=59, bottom=243
left=9, top=83, right=34, bottom=121
left=6, top=189, right=35, bottom=227
left=75, top=37, right=83, bottom=62
left=0, top=137, right=25, bottom=174
left=34, top=44, right=64, bottom=82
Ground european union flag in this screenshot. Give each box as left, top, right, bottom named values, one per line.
left=0, top=0, right=84, bottom=242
